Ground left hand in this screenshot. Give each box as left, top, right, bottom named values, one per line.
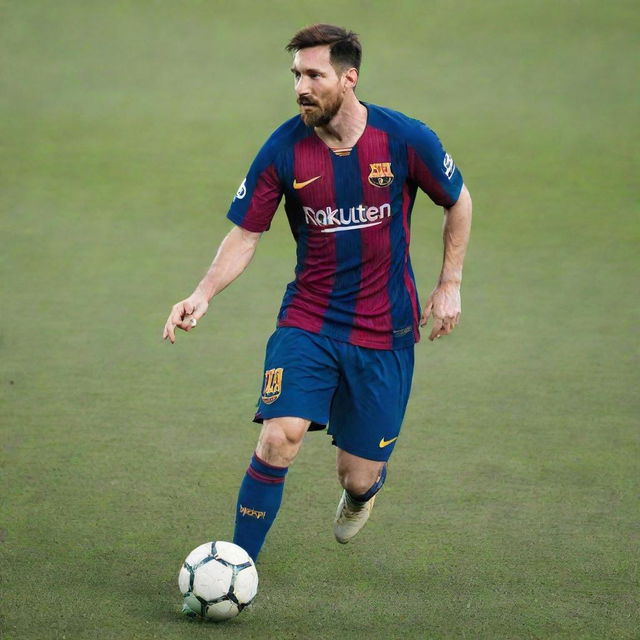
left=420, top=282, right=461, bottom=341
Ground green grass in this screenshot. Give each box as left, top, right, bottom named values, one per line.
left=1, top=1, right=638, bottom=638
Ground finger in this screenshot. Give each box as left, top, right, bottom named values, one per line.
left=420, top=301, right=433, bottom=327
left=163, top=321, right=176, bottom=343
left=169, top=305, right=186, bottom=326
left=182, top=316, right=197, bottom=331
left=455, top=312, right=461, bottom=324
left=190, top=306, right=206, bottom=321
left=439, top=314, right=461, bottom=338
left=428, top=318, right=444, bottom=341
left=169, top=303, right=190, bottom=331
left=179, top=312, right=202, bottom=331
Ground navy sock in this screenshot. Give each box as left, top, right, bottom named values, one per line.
left=233, top=453, right=288, bottom=561
left=348, top=463, right=387, bottom=504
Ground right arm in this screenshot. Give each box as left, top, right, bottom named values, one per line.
left=162, top=225, right=262, bottom=343
left=164, top=126, right=284, bottom=343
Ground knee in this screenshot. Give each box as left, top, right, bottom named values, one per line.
left=255, top=419, right=307, bottom=467
left=338, top=464, right=385, bottom=497
left=257, top=428, right=293, bottom=460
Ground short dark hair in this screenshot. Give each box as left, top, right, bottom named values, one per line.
left=286, top=24, right=362, bottom=73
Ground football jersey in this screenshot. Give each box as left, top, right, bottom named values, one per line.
left=226, top=102, right=463, bottom=350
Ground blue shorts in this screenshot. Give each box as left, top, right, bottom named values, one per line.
left=254, top=327, right=414, bottom=462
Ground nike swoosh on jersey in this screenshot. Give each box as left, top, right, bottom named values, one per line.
left=378, top=436, right=398, bottom=448
left=293, top=176, right=322, bottom=189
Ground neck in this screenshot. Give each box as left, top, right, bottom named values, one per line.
left=315, top=93, right=367, bottom=148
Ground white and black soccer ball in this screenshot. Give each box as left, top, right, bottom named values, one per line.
left=178, top=541, right=258, bottom=621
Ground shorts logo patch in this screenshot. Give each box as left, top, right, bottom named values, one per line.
left=262, top=367, right=283, bottom=404
left=379, top=436, right=398, bottom=448
left=368, top=162, right=394, bottom=188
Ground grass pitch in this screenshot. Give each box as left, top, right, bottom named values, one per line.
left=1, top=1, right=638, bottom=638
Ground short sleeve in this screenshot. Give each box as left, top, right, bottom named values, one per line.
left=407, top=123, right=463, bottom=208
left=226, top=138, right=283, bottom=232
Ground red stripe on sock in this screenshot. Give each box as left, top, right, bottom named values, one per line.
left=247, top=466, right=286, bottom=485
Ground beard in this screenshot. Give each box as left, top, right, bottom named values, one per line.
left=298, top=92, right=343, bottom=128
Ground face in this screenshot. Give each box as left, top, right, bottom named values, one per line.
left=291, top=45, right=348, bottom=127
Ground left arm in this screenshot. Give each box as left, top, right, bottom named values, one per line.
left=420, top=184, right=473, bottom=340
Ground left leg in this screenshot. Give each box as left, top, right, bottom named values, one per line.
left=333, top=449, right=388, bottom=544
left=328, top=343, right=414, bottom=543
left=336, top=449, right=385, bottom=497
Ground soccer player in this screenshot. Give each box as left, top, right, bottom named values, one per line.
left=163, top=24, right=472, bottom=561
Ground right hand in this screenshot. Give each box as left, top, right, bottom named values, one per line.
left=162, top=291, right=209, bottom=343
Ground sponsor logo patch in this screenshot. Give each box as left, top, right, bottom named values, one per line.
left=234, top=178, right=247, bottom=200
left=239, top=504, right=266, bottom=519
left=262, top=367, right=283, bottom=404
left=293, top=175, right=322, bottom=190
left=304, top=203, right=391, bottom=233
left=368, top=162, right=394, bottom=188
left=443, top=153, right=455, bottom=179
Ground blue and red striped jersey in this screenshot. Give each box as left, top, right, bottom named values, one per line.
left=226, top=103, right=463, bottom=350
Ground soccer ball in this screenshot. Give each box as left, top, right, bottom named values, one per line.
left=178, top=541, right=258, bottom=621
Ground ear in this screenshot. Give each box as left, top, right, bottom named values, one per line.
left=342, top=67, right=359, bottom=91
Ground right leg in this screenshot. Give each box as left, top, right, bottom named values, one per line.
left=234, top=327, right=339, bottom=560
left=255, top=416, right=310, bottom=467
left=233, top=417, right=309, bottom=561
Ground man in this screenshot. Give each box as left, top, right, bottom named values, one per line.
left=163, top=24, right=472, bottom=562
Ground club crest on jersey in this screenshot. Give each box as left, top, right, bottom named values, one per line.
left=262, top=367, right=283, bottom=404
left=368, top=162, right=394, bottom=188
